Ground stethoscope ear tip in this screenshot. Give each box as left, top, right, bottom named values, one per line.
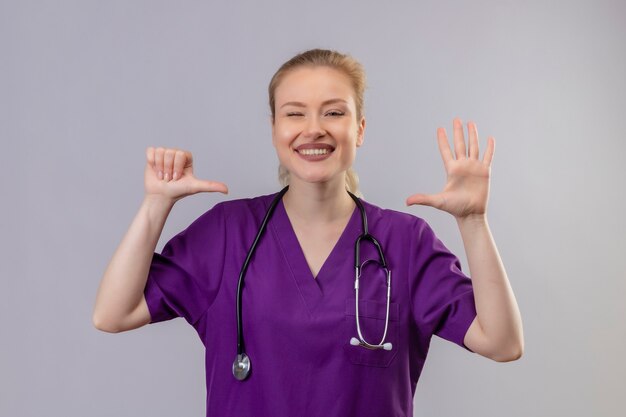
left=350, top=338, right=393, bottom=351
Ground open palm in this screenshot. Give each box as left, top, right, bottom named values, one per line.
left=406, top=118, right=495, bottom=219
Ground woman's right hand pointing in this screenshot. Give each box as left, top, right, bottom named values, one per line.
left=144, top=146, right=229, bottom=204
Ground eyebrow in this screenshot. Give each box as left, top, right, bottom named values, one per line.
left=280, top=98, right=348, bottom=109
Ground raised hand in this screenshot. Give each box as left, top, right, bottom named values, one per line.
left=405, top=118, right=495, bottom=220
left=144, top=146, right=229, bottom=204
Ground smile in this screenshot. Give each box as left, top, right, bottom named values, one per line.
left=298, top=148, right=331, bottom=155
left=295, top=148, right=334, bottom=161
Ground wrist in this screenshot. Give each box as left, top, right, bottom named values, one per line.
left=455, top=213, right=488, bottom=227
left=142, top=194, right=176, bottom=213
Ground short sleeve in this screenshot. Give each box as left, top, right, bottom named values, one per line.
left=409, top=218, right=477, bottom=352
left=143, top=202, right=226, bottom=326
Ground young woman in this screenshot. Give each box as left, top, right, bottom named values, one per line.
left=93, top=48, right=523, bottom=416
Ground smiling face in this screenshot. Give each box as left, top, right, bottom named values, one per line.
left=271, top=66, right=365, bottom=187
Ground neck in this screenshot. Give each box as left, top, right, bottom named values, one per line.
left=282, top=176, right=356, bottom=225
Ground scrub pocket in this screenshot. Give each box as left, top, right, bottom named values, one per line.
left=343, top=298, right=399, bottom=367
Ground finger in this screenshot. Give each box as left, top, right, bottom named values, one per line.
left=405, top=193, right=441, bottom=209
left=468, top=121, right=479, bottom=160
left=146, top=146, right=155, bottom=165
left=163, top=148, right=176, bottom=182
left=436, top=127, right=454, bottom=167
left=154, top=147, right=165, bottom=180
left=146, top=146, right=157, bottom=174
left=192, top=179, right=229, bottom=195
left=453, top=117, right=466, bottom=159
left=483, top=136, right=495, bottom=166
left=172, top=149, right=188, bottom=181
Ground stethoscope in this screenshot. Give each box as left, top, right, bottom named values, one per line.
left=232, top=185, right=393, bottom=381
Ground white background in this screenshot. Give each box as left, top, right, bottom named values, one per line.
left=2, top=1, right=624, bottom=416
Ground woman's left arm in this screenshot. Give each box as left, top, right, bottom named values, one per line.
left=406, top=118, right=524, bottom=362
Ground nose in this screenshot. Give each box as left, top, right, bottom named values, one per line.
left=303, top=115, right=326, bottom=139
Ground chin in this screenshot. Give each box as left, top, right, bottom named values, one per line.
left=290, top=171, right=344, bottom=186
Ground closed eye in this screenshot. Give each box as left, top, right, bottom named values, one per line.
left=325, top=111, right=345, bottom=117
left=286, top=112, right=303, bottom=117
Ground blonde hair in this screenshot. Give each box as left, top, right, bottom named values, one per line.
left=269, top=48, right=366, bottom=198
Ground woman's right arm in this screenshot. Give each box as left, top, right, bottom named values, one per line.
left=92, top=147, right=228, bottom=333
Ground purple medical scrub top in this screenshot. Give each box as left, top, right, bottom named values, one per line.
left=144, top=190, right=477, bottom=417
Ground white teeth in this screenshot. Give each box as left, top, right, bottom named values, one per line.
left=299, top=148, right=330, bottom=155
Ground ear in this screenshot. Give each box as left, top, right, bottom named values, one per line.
left=356, top=116, right=366, bottom=147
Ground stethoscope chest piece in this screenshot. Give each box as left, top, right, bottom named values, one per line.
left=232, top=353, right=251, bottom=381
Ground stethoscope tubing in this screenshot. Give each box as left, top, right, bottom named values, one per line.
left=233, top=185, right=392, bottom=380
left=353, top=260, right=392, bottom=350
left=235, top=185, right=289, bottom=357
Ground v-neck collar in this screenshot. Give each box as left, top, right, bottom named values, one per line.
left=269, top=193, right=361, bottom=316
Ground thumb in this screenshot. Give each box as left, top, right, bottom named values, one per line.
left=405, top=193, right=440, bottom=208
left=191, top=178, right=229, bottom=195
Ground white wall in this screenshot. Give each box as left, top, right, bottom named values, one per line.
left=2, top=1, right=624, bottom=416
